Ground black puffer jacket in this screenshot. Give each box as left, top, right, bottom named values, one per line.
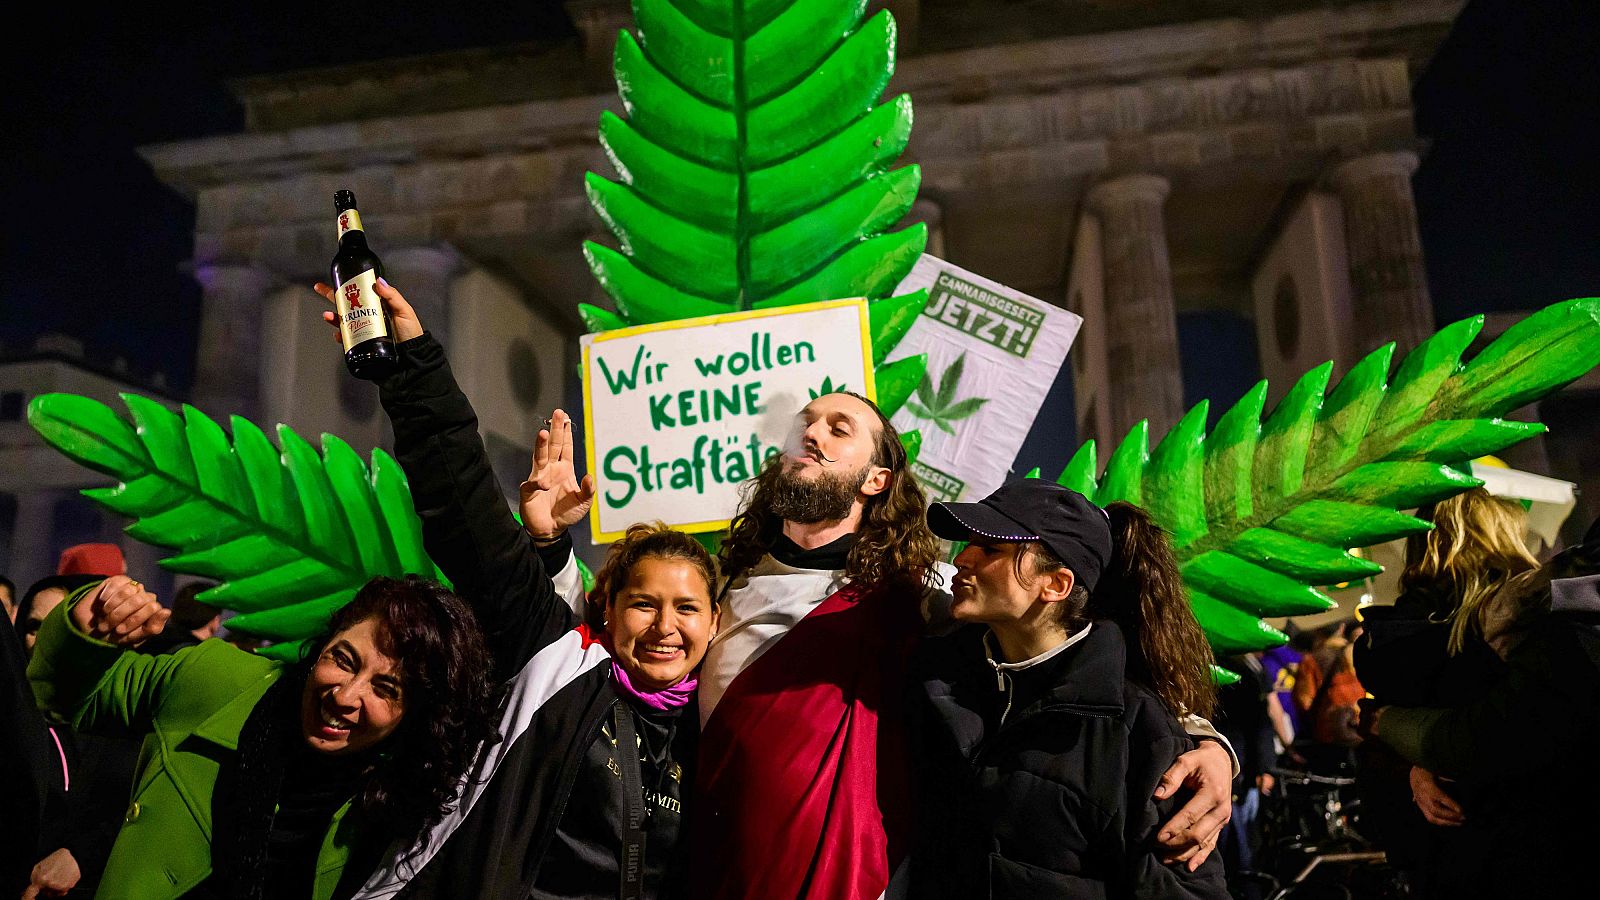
left=350, top=333, right=695, bottom=900
left=909, top=622, right=1230, bottom=899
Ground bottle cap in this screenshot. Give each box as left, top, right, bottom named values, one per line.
left=334, top=190, right=358, bottom=212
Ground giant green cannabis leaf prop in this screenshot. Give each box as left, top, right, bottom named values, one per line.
left=1053, top=298, right=1600, bottom=655
left=579, top=0, right=930, bottom=418
left=27, top=394, right=442, bottom=646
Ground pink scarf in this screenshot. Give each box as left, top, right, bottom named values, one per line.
left=610, top=660, right=697, bottom=711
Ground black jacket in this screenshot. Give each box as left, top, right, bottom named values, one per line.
left=909, top=622, right=1230, bottom=900
left=1352, top=590, right=1502, bottom=891
left=356, top=333, right=694, bottom=899
left=1380, top=523, right=1600, bottom=900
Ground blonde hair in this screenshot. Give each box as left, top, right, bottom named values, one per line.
left=1401, top=488, right=1539, bottom=655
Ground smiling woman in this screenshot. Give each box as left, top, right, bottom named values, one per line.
left=25, top=575, right=500, bottom=900
left=586, top=522, right=720, bottom=693
left=353, top=298, right=728, bottom=898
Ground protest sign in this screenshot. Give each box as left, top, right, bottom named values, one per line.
left=885, top=255, right=1081, bottom=502
left=581, top=299, right=875, bottom=542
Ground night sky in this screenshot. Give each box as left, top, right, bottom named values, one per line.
left=5, top=0, right=1597, bottom=412
left=2, top=1, right=575, bottom=392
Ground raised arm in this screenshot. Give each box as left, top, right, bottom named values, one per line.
left=27, top=577, right=177, bottom=734
left=519, top=409, right=594, bottom=616
left=322, top=279, right=589, bottom=677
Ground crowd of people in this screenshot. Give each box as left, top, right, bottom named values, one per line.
left=3, top=277, right=1596, bottom=899
left=1213, top=488, right=1600, bottom=898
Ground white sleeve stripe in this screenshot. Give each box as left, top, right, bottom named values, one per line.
left=351, top=628, right=611, bottom=898
left=550, top=551, right=586, bottom=619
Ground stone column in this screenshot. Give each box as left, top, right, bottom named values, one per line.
left=1084, top=174, right=1184, bottom=440
left=1325, top=151, right=1435, bottom=363
left=384, top=244, right=462, bottom=345
left=911, top=198, right=946, bottom=259
left=191, top=263, right=276, bottom=423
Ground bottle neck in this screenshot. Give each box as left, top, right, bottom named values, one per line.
left=335, top=207, right=365, bottom=243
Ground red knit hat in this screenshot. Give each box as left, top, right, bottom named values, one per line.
left=56, top=543, right=127, bottom=577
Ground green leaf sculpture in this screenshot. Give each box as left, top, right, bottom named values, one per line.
left=26, top=393, right=443, bottom=649
left=580, top=0, right=930, bottom=415
left=1055, top=298, right=1600, bottom=654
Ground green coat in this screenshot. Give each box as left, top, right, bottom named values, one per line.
left=26, top=586, right=362, bottom=900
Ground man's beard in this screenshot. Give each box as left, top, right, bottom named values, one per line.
left=765, top=459, right=872, bottom=524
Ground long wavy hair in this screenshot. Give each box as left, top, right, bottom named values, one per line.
left=1402, top=487, right=1539, bottom=655
left=319, top=576, right=502, bottom=844
left=216, top=577, right=500, bottom=896
left=584, top=521, right=718, bottom=629
left=1087, top=502, right=1217, bottom=719
left=718, top=392, right=940, bottom=593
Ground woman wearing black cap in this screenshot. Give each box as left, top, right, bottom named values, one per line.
left=909, top=480, right=1230, bottom=898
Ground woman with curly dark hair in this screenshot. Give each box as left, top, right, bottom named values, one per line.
left=26, top=574, right=499, bottom=900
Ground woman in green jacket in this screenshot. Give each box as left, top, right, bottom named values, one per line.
left=26, top=574, right=500, bottom=900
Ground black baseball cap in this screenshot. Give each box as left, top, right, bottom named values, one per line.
left=928, top=480, right=1113, bottom=592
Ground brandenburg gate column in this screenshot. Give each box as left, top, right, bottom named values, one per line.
left=1325, top=151, right=1435, bottom=362
left=1084, top=174, right=1184, bottom=441
left=192, top=263, right=277, bottom=423
left=384, top=244, right=462, bottom=346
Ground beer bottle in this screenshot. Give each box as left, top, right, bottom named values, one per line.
left=330, top=190, right=398, bottom=380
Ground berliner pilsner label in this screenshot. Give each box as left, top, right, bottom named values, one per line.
left=336, top=269, right=388, bottom=348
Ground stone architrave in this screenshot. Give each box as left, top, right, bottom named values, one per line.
left=1084, top=174, right=1184, bottom=440
left=384, top=244, right=462, bottom=345
left=192, top=264, right=277, bottom=423
left=1325, top=151, right=1435, bottom=363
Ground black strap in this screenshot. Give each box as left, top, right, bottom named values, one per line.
left=613, top=701, right=646, bottom=900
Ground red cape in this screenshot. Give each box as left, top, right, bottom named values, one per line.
left=692, top=583, right=922, bottom=899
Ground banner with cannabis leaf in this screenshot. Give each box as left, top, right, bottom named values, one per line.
left=27, top=394, right=444, bottom=655
left=1048, top=297, right=1600, bottom=655
left=577, top=0, right=931, bottom=425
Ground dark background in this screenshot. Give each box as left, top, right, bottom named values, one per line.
left=3, top=0, right=1597, bottom=468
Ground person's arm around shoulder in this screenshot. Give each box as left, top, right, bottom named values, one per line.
left=1122, top=696, right=1233, bottom=899
left=27, top=576, right=176, bottom=733
left=1150, top=719, right=1235, bottom=870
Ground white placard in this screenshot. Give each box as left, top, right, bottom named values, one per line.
left=581, top=300, right=875, bottom=542
left=886, top=255, right=1082, bottom=502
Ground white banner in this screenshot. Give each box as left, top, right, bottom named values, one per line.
left=886, top=256, right=1081, bottom=502
left=581, top=300, right=875, bottom=542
